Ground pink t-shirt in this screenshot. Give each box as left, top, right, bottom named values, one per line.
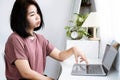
left=4, top=32, right=54, bottom=80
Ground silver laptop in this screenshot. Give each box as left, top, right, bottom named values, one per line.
left=71, top=44, right=118, bottom=76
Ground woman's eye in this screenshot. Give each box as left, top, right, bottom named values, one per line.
left=30, top=14, right=35, bottom=16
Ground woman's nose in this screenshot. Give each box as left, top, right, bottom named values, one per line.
left=36, top=14, right=40, bottom=20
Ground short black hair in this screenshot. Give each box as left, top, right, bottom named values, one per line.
left=10, top=0, right=44, bottom=38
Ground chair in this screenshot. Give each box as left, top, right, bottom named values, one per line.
left=44, top=56, right=62, bottom=80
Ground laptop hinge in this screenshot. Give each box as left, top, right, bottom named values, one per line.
left=102, top=65, right=108, bottom=75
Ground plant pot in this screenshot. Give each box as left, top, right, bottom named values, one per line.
left=70, top=30, right=83, bottom=40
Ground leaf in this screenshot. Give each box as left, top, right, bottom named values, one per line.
left=64, top=26, right=71, bottom=30
left=66, top=30, right=71, bottom=37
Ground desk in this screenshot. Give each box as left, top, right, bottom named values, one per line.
left=59, top=55, right=119, bottom=80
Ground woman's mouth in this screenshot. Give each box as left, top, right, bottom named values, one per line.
left=36, top=21, right=40, bottom=26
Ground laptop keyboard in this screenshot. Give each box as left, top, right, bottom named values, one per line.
left=72, top=64, right=87, bottom=74
left=87, top=65, right=103, bottom=74
left=71, top=64, right=104, bottom=75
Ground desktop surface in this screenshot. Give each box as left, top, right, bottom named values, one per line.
left=59, top=55, right=119, bottom=80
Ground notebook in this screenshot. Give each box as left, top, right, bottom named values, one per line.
left=71, top=44, right=118, bottom=76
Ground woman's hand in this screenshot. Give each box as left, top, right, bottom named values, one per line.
left=72, top=46, right=88, bottom=64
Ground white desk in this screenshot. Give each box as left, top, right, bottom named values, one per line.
left=59, top=55, right=119, bottom=80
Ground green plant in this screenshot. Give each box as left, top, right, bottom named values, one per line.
left=65, top=13, right=90, bottom=40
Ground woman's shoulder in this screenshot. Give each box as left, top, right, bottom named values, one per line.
left=35, top=33, right=46, bottom=40
left=9, top=32, right=21, bottom=39
left=7, top=32, right=24, bottom=42
left=6, top=32, right=25, bottom=48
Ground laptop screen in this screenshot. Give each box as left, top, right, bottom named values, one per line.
left=102, top=45, right=118, bottom=71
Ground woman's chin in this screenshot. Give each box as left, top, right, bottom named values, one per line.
left=36, top=24, right=40, bottom=27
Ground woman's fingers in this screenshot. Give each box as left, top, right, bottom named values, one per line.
left=74, top=54, right=79, bottom=63
left=80, top=56, right=88, bottom=64
left=73, top=46, right=88, bottom=64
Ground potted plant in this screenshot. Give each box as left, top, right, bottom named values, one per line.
left=65, top=13, right=90, bottom=40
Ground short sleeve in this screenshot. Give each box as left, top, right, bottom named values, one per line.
left=5, top=34, right=28, bottom=65
left=45, top=40, right=54, bottom=56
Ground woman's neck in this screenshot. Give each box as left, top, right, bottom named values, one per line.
left=27, top=28, right=34, bottom=36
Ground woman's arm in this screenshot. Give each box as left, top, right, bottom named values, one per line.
left=49, top=47, right=88, bottom=64
left=15, top=60, right=53, bottom=80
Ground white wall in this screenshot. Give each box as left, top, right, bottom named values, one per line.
left=0, top=0, right=14, bottom=51
left=95, top=0, right=120, bottom=57
left=111, top=0, right=120, bottom=42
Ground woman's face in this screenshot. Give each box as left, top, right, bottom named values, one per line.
left=26, top=4, right=41, bottom=30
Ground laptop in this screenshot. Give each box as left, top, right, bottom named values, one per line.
left=71, top=44, right=118, bottom=76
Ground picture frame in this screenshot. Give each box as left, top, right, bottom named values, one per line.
left=87, top=27, right=100, bottom=40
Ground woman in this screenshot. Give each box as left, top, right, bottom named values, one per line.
left=4, top=0, right=88, bottom=80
